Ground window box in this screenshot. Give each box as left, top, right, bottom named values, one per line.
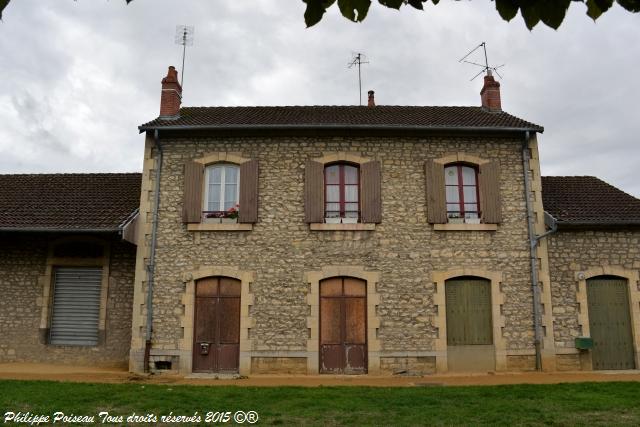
left=325, top=217, right=341, bottom=224
left=448, top=217, right=465, bottom=224
left=221, top=217, right=238, bottom=224
left=465, top=218, right=481, bottom=224
left=204, top=217, right=222, bottom=224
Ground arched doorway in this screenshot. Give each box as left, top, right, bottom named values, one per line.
left=319, top=277, right=367, bottom=374
left=192, top=276, right=241, bottom=373
left=587, top=275, right=635, bottom=370
left=445, top=276, right=494, bottom=371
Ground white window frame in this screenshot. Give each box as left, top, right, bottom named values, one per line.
left=204, top=163, right=240, bottom=212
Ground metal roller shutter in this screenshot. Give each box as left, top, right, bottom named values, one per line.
left=49, top=267, right=102, bottom=346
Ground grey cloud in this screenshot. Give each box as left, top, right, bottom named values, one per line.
left=0, top=0, right=638, bottom=196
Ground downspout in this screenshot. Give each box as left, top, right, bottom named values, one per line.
left=522, top=131, right=558, bottom=371
left=143, top=129, right=162, bottom=372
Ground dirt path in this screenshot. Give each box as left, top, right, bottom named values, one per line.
left=2, top=363, right=640, bottom=387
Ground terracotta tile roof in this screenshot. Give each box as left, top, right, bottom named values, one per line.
left=542, top=176, right=640, bottom=226
left=140, top=106, right=543, bottom=132
left=0, top=173, right=141, bottom=232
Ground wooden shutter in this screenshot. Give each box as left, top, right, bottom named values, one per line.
left=360, top=160, right=382, bottom=223
left=304, top=160, right=324, bottom=223
left=425, top=160, right=447, bottom=224
left=182, top=161, right=204, bottom=223
left=239, top=159, right=259, bottom=223
left=49, top=267, right=102, bottom=346
left=445, top=278, right=493, bottom=346
left=479, top=161, right=502, bottom=224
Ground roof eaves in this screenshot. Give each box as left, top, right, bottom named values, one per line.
left=0, top=227, right=122, bottom=233
left=139, top=123, right=544, bottom=134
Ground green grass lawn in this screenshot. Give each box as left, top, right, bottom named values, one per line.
left=1, top=380, right=640, bottom=426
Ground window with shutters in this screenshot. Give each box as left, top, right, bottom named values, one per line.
left=182, top=154, right=258, bottom=231
left=425, top=155, right=501, bottom=229
left=324, top=163, right=360, bottom=223
left=204, top=163, right=240, bottom=221
left=445, top=164, right=480, bottom=222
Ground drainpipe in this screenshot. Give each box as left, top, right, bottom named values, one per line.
left=143, top=129, right=163, bottom=372
left=522, top=132, right=560, bottom=371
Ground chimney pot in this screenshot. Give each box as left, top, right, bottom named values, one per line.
left=480, top=72, right=501, bottom=111
left=367, top=90, right=375, bottom=107
left=160, top=66, right=182, bottom=118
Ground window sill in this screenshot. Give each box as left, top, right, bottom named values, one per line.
left=187, top=223, right=253, bottom=232
left=310, top=223, right=376, bottom=231
left=433, top=223, right=498, bottom=231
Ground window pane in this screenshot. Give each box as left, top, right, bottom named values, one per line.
left=325, top=203, right=340, bottom=217
left=208, top=184, right=221, bottom=211
left=325, top=165, right=340, bottom=184
left=446, top=186, right=459, bottom=203
left=465, top=211, right=479, bottom=219
left=463, top=186, right=477, bottom=203
left=224, top=183, right=237, bottom=210
left=445, top=166, right=459, bottom=185
left=326, top=185, right=340, bottom=202
left=462, top=166, right=476, bottom=185
left=345, top=202, right=359, bottom=213
left=447, top=203, right=460, bottom=213
left=464, top=203, right=479, bottom=213
left=344, top=165, right=358, bottom=185
left=345, top=185, right=358, bottom=202
left=225, top=165, right=238, bottom=184
left=209, top=166, right=222, bottom=184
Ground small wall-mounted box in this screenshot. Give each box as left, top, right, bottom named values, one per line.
left=575, top=336, right=594, bottom=350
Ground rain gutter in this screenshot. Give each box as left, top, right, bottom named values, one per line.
left=138, top=124, right=544, bottom=133
left=144, top=129, right=162, bottom=372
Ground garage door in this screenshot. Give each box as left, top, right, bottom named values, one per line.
left=49, top=267, right=102, bottom=346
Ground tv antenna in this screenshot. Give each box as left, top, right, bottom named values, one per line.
left=175, top=25, right=195, bottom=88
left=459, top=42, right=505, bottom=81
left=348, top=53, right=369, bottom=106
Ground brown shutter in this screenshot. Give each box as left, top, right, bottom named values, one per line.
left=425, top=160, right=447, bottom=224
left=182, top=161, right=204, bottom=223
left=479, top=161, right=502, bottom=223
left=239, top=159, right=259, bottom=223
left=360, top=160, right=382, bottom=223
left=304, top=160, right=324, bottom=223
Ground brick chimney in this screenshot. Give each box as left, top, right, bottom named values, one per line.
left=480, top=71, right=501, bottom=112
left=367, top=90, right=375, bottom=107
left=160, top=66, right=182, bottom=118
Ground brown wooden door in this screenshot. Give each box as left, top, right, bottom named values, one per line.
left=192, top=277, right=241, bottom=373
left=320, top=277, right=367, bottom=374
left=587, top=276, right=635, bottom=370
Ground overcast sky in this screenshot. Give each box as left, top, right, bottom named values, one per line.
left=1, top=1, right=639, bottom=196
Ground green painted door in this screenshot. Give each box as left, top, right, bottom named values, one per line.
left=446, top=278, right=493, bottom=345
left=587, top=277, right=635, bottom=370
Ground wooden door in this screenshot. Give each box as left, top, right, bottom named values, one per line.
left=192, top=277, right=241, bottom=373
left=587, top=277, right=635, bottom=370
left=446, top=278, right=493, bottom=346
left=320, top=277, right=367, bottom=374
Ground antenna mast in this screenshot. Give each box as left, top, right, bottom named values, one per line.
left=459, top=42, right=505, bottom=81
left=175, top=25, right=195, bottom=88
left=348, top=53, right=369, bottom=106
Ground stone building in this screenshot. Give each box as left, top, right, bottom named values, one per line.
left=0, top=173, right=140, bottom=367
left=129, top=66, right=554, bottom=375
left=2, top=66, right=639, bottom=376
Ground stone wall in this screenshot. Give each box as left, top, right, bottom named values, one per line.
left=133, top=133, right=540, bottom=373
left=0, top=234, right=135, bottom=367
left=548, top=229, right=640, bottom=351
